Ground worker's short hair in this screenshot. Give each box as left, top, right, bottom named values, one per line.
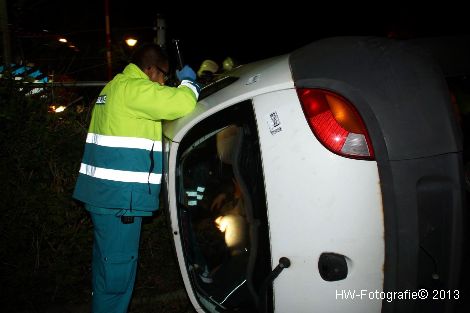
left=131, top=43, right=168, bottom=71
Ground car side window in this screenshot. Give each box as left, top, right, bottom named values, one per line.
left=176, top=101, right=272, bottom=312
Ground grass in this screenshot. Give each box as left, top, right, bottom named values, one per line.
left=0, top=83, right=196, bottom=312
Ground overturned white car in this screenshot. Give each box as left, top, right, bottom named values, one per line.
left=162, top=36, right=469, bottom=313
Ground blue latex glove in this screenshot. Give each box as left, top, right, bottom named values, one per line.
left=176, top=65, right=196, bottom=81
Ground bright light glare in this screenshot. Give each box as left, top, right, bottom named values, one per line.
left=215, top=216, right=228, bottom=232
left=58, top=38, right=67, bottom=43
left=125, top=38, right=138, bottom=47
left=214, top=215, right=246, bottom=249
left=49, top=105, right=66, bottom=113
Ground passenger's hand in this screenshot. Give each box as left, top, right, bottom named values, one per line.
left=176, top=65, right=197, bottom=81
left=211, top=193, right=227, bottom=211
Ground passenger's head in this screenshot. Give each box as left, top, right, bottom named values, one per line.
left=216, top=125, right=240, bottom=165
left=131, top=43, right=169, bottom=84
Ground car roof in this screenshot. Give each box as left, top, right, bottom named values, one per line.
left=163, top=54, right=294, bottom=142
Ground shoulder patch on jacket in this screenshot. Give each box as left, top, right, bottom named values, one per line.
left=96, top=95, right=107, bottom=105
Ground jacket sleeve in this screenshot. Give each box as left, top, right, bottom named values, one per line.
left=122, top=78, right=197, bottom=121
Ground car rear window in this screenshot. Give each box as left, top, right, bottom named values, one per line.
left=198, top=76, right=239, bottom=100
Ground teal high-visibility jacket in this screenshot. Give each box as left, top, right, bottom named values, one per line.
left=73, top=63, right=198, bottom=213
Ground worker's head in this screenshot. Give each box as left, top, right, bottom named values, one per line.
left=132, top=43, right=169, bottom=85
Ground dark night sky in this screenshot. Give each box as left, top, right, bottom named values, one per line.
left=6, top=0, right=469, bottom=80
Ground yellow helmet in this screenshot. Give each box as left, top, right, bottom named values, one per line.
left=197, top=59, right=219, bottom=77
left=222, top=57, right=234, bottom=71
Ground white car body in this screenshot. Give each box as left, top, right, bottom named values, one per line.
left=163, top=37, right=466, bottom=313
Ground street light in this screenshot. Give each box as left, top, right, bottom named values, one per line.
left=125, top=37, right=137, bottom=47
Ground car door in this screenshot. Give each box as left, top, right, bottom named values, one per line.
left=252, top=89, right=384, bottom=312
left=169, top=101, right=273, bottom=313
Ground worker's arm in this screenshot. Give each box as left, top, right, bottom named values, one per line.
left=120, top=66, right=199, bottom=121
left=123, top=78, right=198, bottom=121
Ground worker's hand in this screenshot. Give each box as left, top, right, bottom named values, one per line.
left=176, top=65, right=196, bottom=82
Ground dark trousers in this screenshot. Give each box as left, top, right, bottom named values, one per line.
left=89, top=211, right=142, bottom=313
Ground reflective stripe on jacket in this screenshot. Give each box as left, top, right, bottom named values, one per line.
left=73, top=63, right=197, bottom=212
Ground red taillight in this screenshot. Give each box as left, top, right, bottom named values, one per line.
left=297, top=88, right=374, bottom=160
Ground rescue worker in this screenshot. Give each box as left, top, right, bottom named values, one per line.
left=196, top=59, right=219, bottom=86
left=222, top=56, right=235, bottom=72
left=73, top=43, right=199, bottom=313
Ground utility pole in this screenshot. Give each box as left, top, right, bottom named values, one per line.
left=154, top=14, right=166, bottom=50
left=0, top=0, right=12, bottom=66
left=104, top=0, right=112, bottom=80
